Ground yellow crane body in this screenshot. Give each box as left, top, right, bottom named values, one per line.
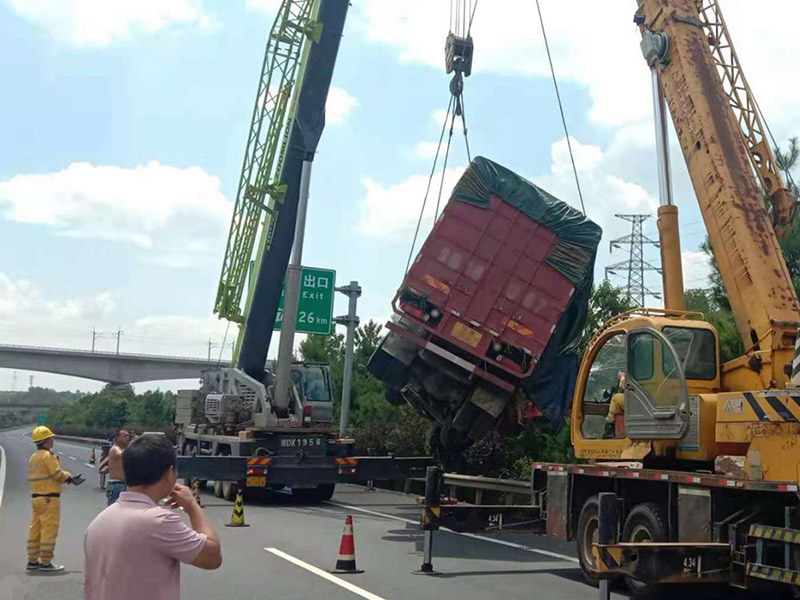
left=572, top=0, right=800, bottom=485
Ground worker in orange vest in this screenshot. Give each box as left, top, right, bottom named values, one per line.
left=27, top=426, right=84, bottom=572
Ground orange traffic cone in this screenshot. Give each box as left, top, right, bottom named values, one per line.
left=330, top=515, right=364, bottom=574
left=89, top=448, right=96, bottom=465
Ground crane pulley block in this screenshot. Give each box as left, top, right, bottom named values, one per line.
left=445, top=32, right=473, bottom=77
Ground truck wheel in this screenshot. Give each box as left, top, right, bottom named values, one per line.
left=621, top=503, right=667, bottom=594
left=213, top=480, right=224, bottom=498
left=576, top=495, right=601, bottom=586
left=222, top=481, right=238, bottom=501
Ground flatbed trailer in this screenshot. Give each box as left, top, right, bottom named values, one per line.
left=177, top=425, right=430, bottom=502
left=419, top=463, right=800, bottom=593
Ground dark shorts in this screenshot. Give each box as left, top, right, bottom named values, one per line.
left=106, top=481, right=127, bottom=505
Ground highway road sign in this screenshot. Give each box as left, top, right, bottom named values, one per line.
left=37, top=412, right=46, bottom=425
left=275, top=267, right=335, bottom=335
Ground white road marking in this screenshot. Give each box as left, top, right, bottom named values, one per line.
left=326, top=501, right=579, bottom=564
left=57, top=452, right=63, bottom=456
left=265, top=547, right=386, bottom=600
left=68, top=456, right=77, bottom=461
left=0, top=444, right=7, bottom=511
left=85, top=463, right=96, bottom=469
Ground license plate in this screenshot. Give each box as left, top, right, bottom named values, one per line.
left=246, top=476, right=266, bottom=487
left=451, top=321, right=483, bottom=348
left=279, top=437, right=324, bottom=453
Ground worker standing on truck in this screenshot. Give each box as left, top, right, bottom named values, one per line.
left=106, top=429, right=130, bottom=505
left=27, top=425, right=84, bottom=572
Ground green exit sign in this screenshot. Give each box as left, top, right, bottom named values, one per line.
left=275, top=267, right=336, bottom=335
left=38, top=412, right=46, bottom=425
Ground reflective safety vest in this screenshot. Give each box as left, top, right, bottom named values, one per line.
left=28, top=449, right=71, bottom=495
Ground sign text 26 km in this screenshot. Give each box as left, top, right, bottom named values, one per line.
left=274, top=267, right=336, bottom=335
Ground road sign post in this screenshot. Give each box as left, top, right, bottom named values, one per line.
left=275, top=267, right=336, bottom=335
left=334, top=281, right=361, bottom=436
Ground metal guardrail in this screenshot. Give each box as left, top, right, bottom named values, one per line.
left=443, top=473, right=530, bottom=495
left=56, top=435, right=111, bottom=447
left=407, top=472, right=532, bottom=505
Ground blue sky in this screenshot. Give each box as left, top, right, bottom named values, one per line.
left=1, top=0, right=798, bottom=392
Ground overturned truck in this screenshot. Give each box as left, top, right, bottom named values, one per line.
left=368, top=157, right=601, bottom=466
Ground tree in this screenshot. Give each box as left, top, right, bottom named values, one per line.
left=579, top=280, right=637, bottom=354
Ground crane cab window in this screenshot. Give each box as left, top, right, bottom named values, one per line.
left=581, top=333, right=626, bottom=439
left=627, top=331, right=681, bottom=408
left=663, top=327, right=716, bottom=380
left=293, top=365, right=333, bottom=403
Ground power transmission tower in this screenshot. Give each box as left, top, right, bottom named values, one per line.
left=605, top=214, right=662, bottom=306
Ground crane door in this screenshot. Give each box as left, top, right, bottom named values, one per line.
left=624, top=327, right=690, bottom=440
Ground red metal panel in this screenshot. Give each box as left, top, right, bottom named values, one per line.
left=398, top=194, right=575, bottom=378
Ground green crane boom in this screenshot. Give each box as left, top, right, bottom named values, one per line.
left=214, top=0, right=321, bottom=335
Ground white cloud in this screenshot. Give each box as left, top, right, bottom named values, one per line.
left=0, top=161, right=231, bottom=268
left=682, top=250, right=712, bottom=289
left=356, top=0, right=648, bottom=127
left=355, top=0, right=800, bottom=134
left=0, top=271, right=232, bottom=357
left=6, top=0, right=213, bottom=48
left=0, top=271, right=236, bottom=390
left=357, top=166, right=465, bottom=240
left=326, top=87, right=359, bottom=125
left=0, top=273, right=114, bottom=336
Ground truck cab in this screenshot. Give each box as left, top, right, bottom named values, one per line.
left=572, top=309, right=723, bottom=463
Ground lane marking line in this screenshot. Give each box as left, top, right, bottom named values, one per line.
left=0, top=444, right=6, bottom=511
left=84, top=463, right=96, bottom=469
left=57, top=452, right=63, bottom=456
left=265, top=547, right=386, bottom=600
left=326, top=501, right=579, bottom=564
left=68, top=456, right=77, bottom=461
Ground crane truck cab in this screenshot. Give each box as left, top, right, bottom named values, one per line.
left=572, top=308, right=723, bottom=464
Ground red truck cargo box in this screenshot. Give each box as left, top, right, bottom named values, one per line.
left=395, top=193, right=576, bottom=378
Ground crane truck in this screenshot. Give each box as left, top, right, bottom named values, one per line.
left=175, top=0, right=427, bottom=502
left=370, top=0, right=800, bottom=594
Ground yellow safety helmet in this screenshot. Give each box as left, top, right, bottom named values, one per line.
left=32, top=426, right=55, bottom=443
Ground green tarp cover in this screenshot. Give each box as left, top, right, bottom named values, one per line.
left=452, top=156, right=602, bottom=285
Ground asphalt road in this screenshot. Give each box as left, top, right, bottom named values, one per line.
left=0, top=426, right=735, bottom=600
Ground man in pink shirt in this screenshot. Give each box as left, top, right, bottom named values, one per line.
left=84, top=434, right=222, bottom=600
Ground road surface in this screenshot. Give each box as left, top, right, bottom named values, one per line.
left=0, top=426, right=732, bottom=599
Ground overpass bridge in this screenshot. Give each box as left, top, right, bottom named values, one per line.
left=0, top=344, right=231, bottom=384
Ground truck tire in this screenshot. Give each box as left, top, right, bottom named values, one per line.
left=576, top=495, right=601, bottom=586
left=621, top=503, right=667, bottom=594
left=213, top=480, right=224, bottom=498
left=292, top=484, right=335, bottom=503
left=222, top=480, right=238, bottom=502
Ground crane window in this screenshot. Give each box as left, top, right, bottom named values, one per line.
left=581, top=333, right=626, bottom=439
left=663, top=327, right=716, bottom=380
left=628, top=331, right=681, bottom=409
left=301, top=366, right=332, bottom=403
left=628, top=334, right=654, bottom=381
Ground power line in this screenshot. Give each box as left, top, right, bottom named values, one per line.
left=535, top=0, right=586, bottom=215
